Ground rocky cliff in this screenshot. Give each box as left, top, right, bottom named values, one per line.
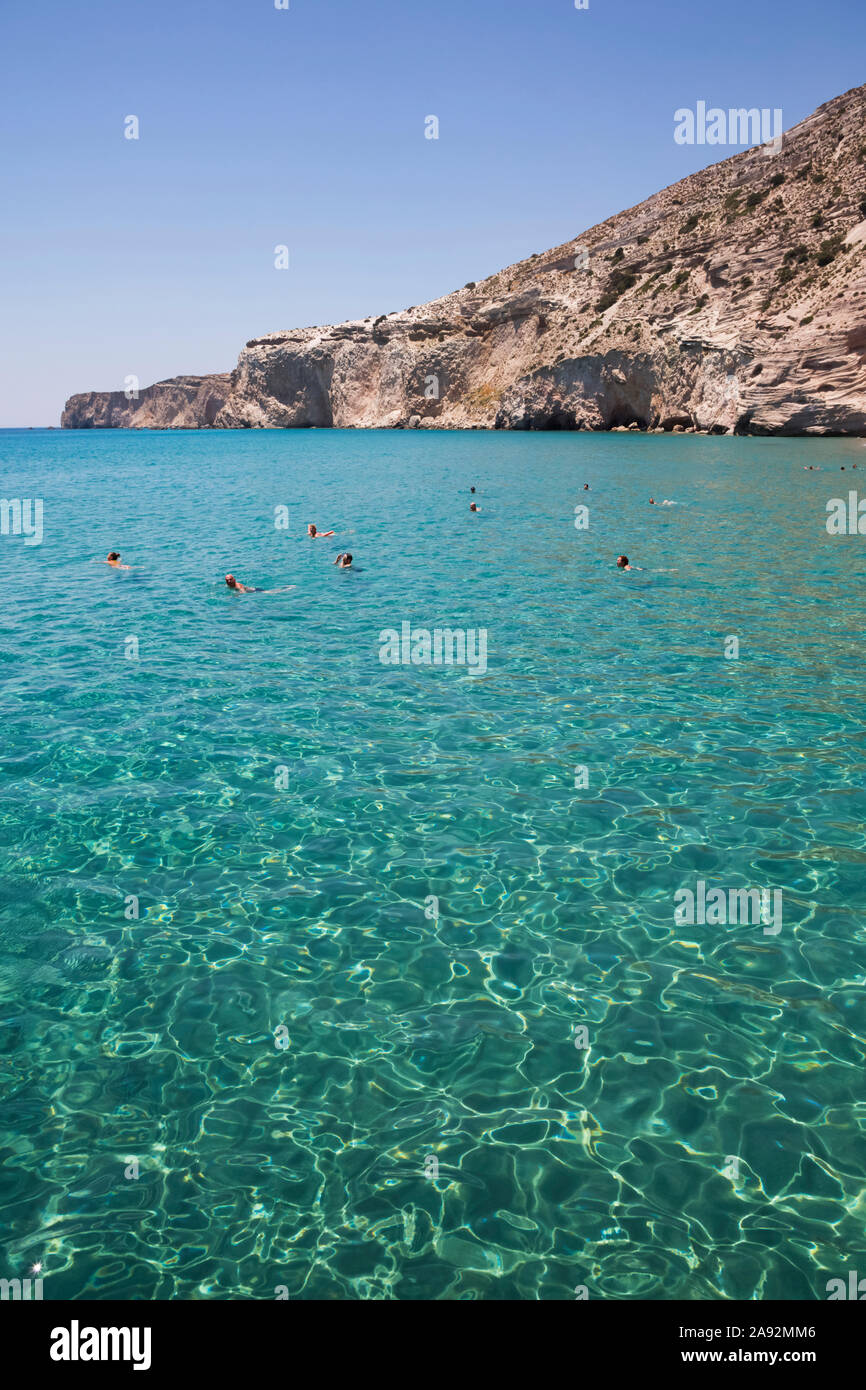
left=63, top=84, right=866, bottom=435
left=61, top=374, right=232, bottom=429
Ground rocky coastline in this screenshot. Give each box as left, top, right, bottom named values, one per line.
left=63, top=85, right=866, bottom=437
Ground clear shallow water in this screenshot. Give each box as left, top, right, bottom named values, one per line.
left=1, top=427, right=865, bottom=1301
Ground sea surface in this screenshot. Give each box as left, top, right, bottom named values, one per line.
left=1, top=427, right=865, bottom=1301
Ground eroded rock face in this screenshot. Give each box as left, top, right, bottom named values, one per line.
left=61, top=375, right=233, bottom=429
left=63, top=84, right=866, bottom=435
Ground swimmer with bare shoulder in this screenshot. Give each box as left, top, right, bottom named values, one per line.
left=470, top=502, right=480, bottom=512
left=105, top=552, right=131, bottom=569
left=225, top=574, right=258, bottom=593
left=307, top=523, right=335, bottom=538
left=334, top=553, right=353, bottom=568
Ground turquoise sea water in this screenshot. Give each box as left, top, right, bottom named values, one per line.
left=1, top=427, right=865, bottom=1301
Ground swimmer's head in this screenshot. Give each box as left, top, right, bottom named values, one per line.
left=470, top=487, right=475, bottom=493
left=225, top=574, right=238, bottom=588
left=107, top=551, right=120, bottom=561
left=470, top=502, right=478, bottom=511
left=616, top=555, right=629, bottom=569
left=342, top=553, right=353, bottom=566
left=649, top=498, right=655, bottom=504
left=583, top=483, right=589, bottom=490
left=307, top=524, right=316, bottom=536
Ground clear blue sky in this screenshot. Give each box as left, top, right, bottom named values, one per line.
left=1, top=0, right=862, bottom=425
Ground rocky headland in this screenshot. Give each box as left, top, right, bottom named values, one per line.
left=63, top=84, right=866, bottom=435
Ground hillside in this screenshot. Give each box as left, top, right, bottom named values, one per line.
left=62, top=84, right=866, bottom=435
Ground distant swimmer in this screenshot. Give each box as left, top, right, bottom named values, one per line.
left=334, top=553, right=353, bottom=568
left=470, top=487, right=476, bottom=494
left=470, top=502, right=480, bottom=512
left=307, top=523, right=335, bottom=538
left=616, top=555, right=641, bottom=571
left=649, top=497, right=655, bottom=505
left=584, top=483, right=590, bottom=491
left=105, top=552, right=131, bottom=569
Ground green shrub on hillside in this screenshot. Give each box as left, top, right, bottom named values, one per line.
left=815, top=234, right=844, bottom=266
left=596, top=268, right=637, bottom=311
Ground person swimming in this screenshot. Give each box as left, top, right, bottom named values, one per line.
left=583, top=483, right=590, bottom=491
left=334, top=552, right=353, bottom=568
left=616, top=555, right=632, bottom=570
left=105, top=552, right=131, bottom=569
left=470, top=502, right=480, bottom=512
left=649, top=498, right=655, bottom=505
left=307, top=523, right=335, bottom=538
left=225, top=574, right=258, bottom=592
left=470, top=487, right=476, bottom=494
